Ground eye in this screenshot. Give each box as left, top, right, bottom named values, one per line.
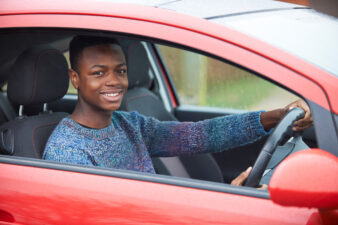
left=117, top=68, right=127, bottom=75
left=93, top=71, right=105, bottom=76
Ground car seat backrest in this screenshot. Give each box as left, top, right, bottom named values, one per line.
left=8, top=45, right=69, bottom=107
left=0, top=64, right=18, bottom=123
left=0, top=45, right=69, bottom=158
left=0, top=92, right=16, bottom=123
left=120, top=42, right=177, bottom=121
left=126, top=42, right=153, bottom=90
left=120, top=42, right=224, bottom=182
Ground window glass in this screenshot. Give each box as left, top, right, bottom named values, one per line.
left=63, top=51, right=77, bottom=94
left=157, top=45, right=298, bottom=111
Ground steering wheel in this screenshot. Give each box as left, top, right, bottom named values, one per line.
left=244, top=107, right=305, bottom=187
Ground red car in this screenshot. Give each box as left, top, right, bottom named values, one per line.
left=0, top=0, right=337, bottom=224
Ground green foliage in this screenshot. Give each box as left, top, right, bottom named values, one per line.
left=205, top=76, right=275, bottom=109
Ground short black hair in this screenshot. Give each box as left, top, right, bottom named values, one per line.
left=69, top=35, right=120, bottom=73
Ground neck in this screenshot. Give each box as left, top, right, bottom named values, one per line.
left=70, top=100, right=113, bottom=129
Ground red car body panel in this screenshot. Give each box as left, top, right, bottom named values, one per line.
left=0, top=163, right=317, bottom=225
left=1, top=0, right=337, bottom=114
left=0, top=1, right=337, bottom=224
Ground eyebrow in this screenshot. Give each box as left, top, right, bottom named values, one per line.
left=116, top=63, right=127, bottom=67
left=90, top=65, right=106, bottom=69
left=90, top=63, right=126, bottom=69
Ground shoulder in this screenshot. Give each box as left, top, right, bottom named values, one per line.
left=112, top=110, right=147, bottom=123
left=50, top=117, right=76, bottom=136
left=112, top=110, right=160, bottom=130
left=45, top=117, right=81, bottom=147
left=43, top=117, right=82, bottom=159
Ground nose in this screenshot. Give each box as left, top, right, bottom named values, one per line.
left=105, top=71, right=119, bottom=86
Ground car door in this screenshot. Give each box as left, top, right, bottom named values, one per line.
left=0, top=3, right=337, bottom=224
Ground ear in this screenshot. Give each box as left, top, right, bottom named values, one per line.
left=69, top=69, right=80, bottom=89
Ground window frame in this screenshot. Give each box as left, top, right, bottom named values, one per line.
left=0, top=13, right=337, bottom=191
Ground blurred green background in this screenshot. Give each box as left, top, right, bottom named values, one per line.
left=157, top=45, right=297, bottom=111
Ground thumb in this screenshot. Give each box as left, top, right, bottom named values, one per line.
left=231, top=166, right=252, bottom=186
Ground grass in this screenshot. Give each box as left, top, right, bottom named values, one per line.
left=179, top=76, right=275, bottom=110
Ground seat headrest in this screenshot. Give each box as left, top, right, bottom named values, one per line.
left=127, top=42, right=152, bottom=89
left=8, top=45, right=69, bottom=106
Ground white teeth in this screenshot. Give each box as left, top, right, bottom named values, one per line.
left=105, top=93, right=119, bottom=97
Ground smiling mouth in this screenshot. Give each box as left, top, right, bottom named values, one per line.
left=100, top=91, right=123, bottom=102
left=104, top=93, right=120, bottom=97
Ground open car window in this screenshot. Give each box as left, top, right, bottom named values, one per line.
left=0, top=28, right=318, bottom=195
left=157, top=44, right=299, bottom=111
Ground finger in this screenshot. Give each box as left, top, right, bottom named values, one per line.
left=231, top=167, right=252, bottom=186
left=293, top=115, right=313, bottom=128
left=303, top=110, right=311, bottom=121
left=293, top=117, right=313, bottom=127
left=293, top=111, right=312, bottom=130
left=231, top=170, right=249, bottom=185
left=293, top=122, right=313, bottom=131
left=293, top=121, right=313, bottom=131
left=257, top=184, right=268, bottom=190
left=231, top=173, right=246, bottom=186
left=287, top=99, right=310, bottom=114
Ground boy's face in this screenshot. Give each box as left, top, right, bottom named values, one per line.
left=70, top=44, right=128, bottom=112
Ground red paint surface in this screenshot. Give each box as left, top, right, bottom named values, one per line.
left=270, top=149, right=338, bottom=209
left=0, top=1, right=337, bottom=224
left=319, top=209, right=338, bottom=225
left=0, top=163, right=317, bottom=224
left=0, top=0, right=337, bottom=113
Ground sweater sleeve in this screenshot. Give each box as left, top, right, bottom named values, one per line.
left=130, top=111, right=270, bottom=157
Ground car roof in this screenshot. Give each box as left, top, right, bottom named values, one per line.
left=99, top=0, right=301, bottom=19
left=0, top=0, right=302, bottom=20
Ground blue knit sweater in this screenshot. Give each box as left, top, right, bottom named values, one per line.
left=43, top=111, right=268, bottom=173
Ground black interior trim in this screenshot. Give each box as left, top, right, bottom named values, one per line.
left=0, top=155, right=270, bottom=199
left=307, top=100, right=338, bottom=156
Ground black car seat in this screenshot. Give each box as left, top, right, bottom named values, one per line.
left=0, top=91, right=16, bottom=124
left=120, top=42, right=224, bottom=182
left=0, top=45, right=69, bottom=158
left=0, top=65, right=17, bottom=123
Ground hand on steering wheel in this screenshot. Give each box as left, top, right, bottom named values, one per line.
left=244, top=107, right=305, bottom=187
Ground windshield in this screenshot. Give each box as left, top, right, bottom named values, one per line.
left=212, top=8, right=338, bottom=77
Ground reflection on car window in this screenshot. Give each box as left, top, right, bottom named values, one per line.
left=157, top=44, right=298, bottom=111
